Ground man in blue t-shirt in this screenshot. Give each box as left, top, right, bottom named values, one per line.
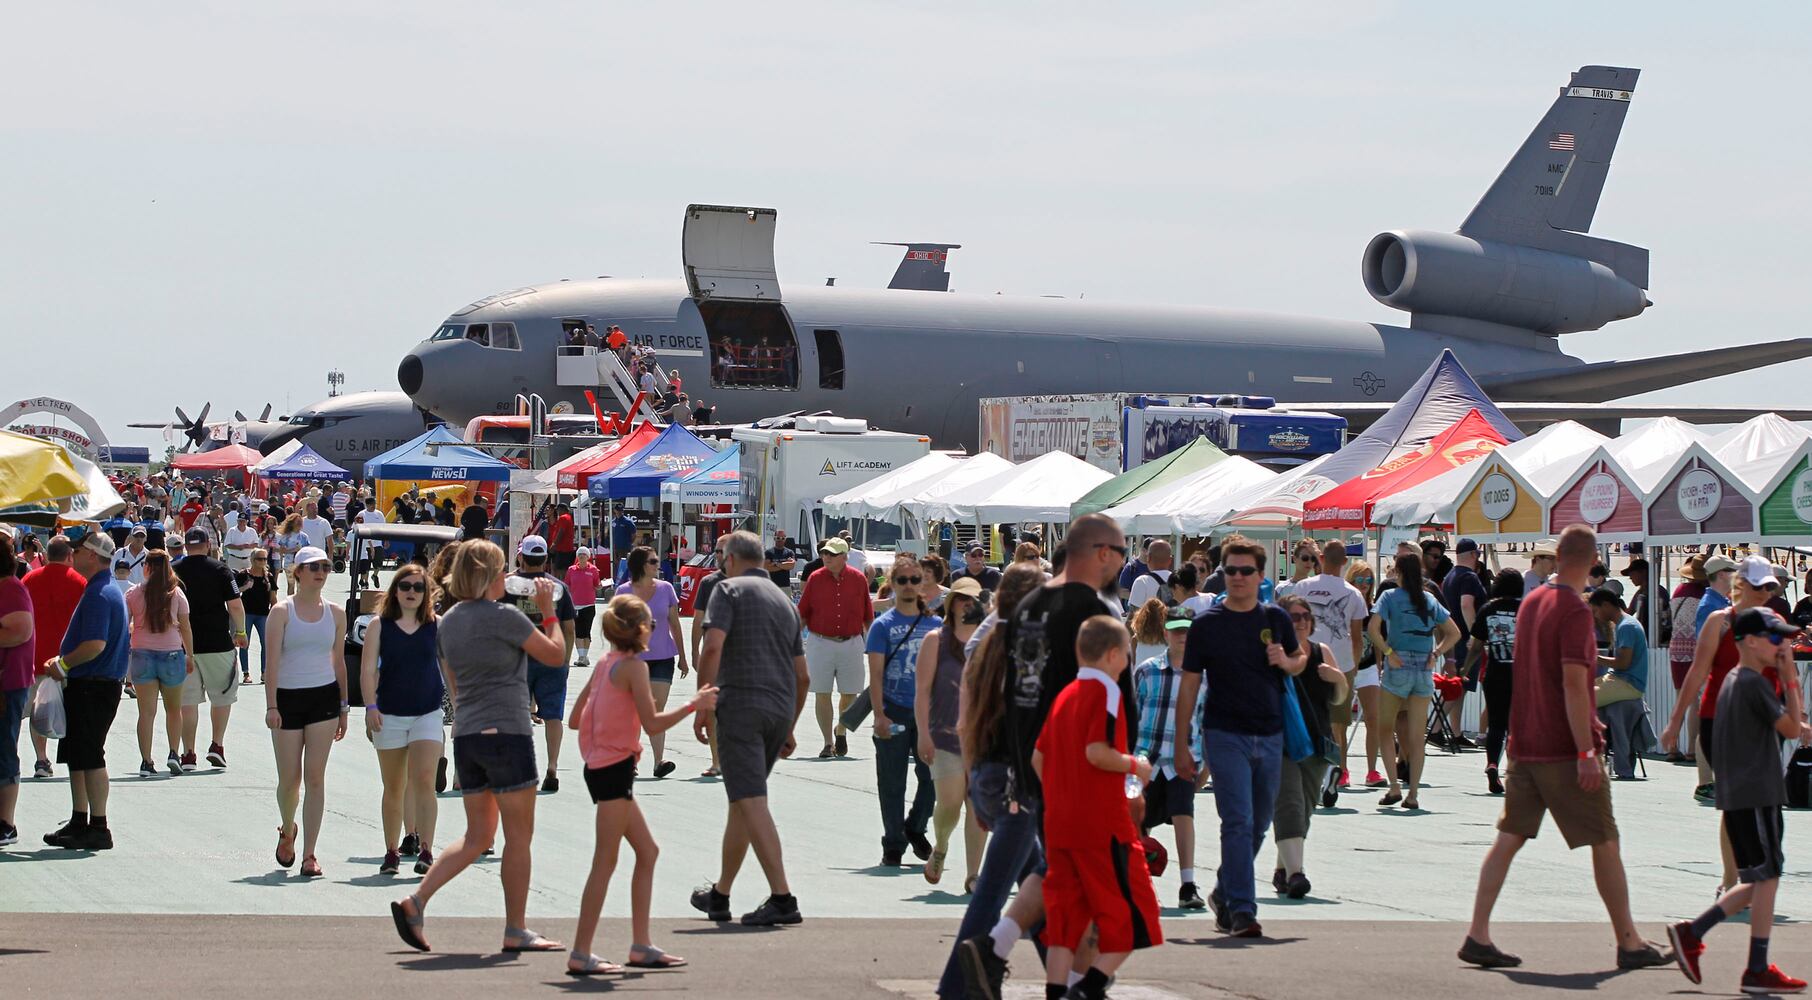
left=1177, top=536, right=1305, bottom=938
left=865, top=555, right=942, bottom=867
left=1442, top=539, right=1490, bottom=747
left=1590, top=589, right=1650, bottom=780
left=42, top=532, right=130, bottom=852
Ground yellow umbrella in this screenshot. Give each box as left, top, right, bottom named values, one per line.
left=0, top=430, right=86, bottom=509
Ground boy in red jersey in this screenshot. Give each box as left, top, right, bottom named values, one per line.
left=1033, top=615, right=1163, bottom=1000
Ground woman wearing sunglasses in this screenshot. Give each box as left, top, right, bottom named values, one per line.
left=263, top=545, right=349, bottom=878
left=360, top=564, right=444, bottom=876
left=1271, top=595, right=1348, bottom=899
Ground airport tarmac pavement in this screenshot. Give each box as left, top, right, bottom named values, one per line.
left=4, top=571, right=1811, bottom=996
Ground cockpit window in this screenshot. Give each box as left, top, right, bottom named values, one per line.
left=465, top=323, right=490, bottom=347
left=288, top=414, right=311, bottom=426
left=430, top=324, right=465, bottom=341
left=490, top=322, right=520, bottom=350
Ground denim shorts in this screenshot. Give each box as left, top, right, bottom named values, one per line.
left=527, top=664, right=570, bottom=722
left=129, top=648, right=186, bottom=687
left=452, top=732, right=539, bottom=796
left=0, top=687, right=27, bottom=785
left=1380, top=654, right=1435, bottom=699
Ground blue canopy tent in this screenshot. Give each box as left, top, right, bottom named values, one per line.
left=587, top=423, right=719, bottom=499
left=363, top=426, right=513, bottom=482
left=658, top=445, right=739, bottom=505
left=261, top=444, right=349, bottom=482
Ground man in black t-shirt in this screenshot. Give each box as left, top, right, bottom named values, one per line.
left=509, top=535, right=576, bottom=792
left=950, top=545, right=1003, bottom=593
left=764, top=530, right=798, bottom=591
left=175, top=528, right=246, bottom=772
left=1441, top=539, right=1490, bottom=747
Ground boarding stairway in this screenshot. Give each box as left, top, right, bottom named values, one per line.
left=556, top=346, right=672, bottom=425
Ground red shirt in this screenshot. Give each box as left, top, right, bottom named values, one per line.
left=179, top=500, right=204, bottom=529
left=1037, top=671, right=1137, bottom=849
left=796, top=565, right=873, bottom=638
left=1508, top=583, right=1605, bottom=763
left=23, top=563, right=87, bottom=674
left=550, top=513, right=576, bottom=553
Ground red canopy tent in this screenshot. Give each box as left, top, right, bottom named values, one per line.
left=169, top=444, right=267, bottom=498
left=555, top=423, right=660, bottom=491
left=1301, top=409, right=1507, bottom=531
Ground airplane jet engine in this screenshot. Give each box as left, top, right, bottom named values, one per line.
left=1361, top=229, right=1649, bottom=336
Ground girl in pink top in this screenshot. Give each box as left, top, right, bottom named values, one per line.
left=564, top=548, right=603, bottom=667
left=125, top=550, right=195, bottom=775
left=565, top=594, right=717, bottom=976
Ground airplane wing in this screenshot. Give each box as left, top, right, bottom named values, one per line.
left=1282, top=401, right=1812, bottom=434
left=1474, top=339, right=1812, bottom=402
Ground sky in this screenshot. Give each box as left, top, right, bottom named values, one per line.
left=5, top=3, right=1809, bottom=449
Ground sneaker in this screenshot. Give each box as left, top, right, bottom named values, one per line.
left=957, top=933, right=1009, bottom=1000
left=1337, top=768, right=1351, bottom=788
left=1062, top=979, right=1108, bottom=1000
left=908, top=829, right=933, bottom=862
left=139, top=760, right=155, bottom=778
left=1365, top=769, right=1387, bottom=788
left=541, top=771, right=559, bottom=793
left=1179, top=881, right=1206, bottom=910
left=67, top=824, right=113, bottom=851
left=1458, top=936, right=1522, bottom=968
left=1486, top=766, right=1504, bottom=796
left=206, top=743, right=226, bottom=768
left=1667, top=921, right=1704, bottom=984
left=414, top=850, right=433, bottom=875
left=32, top=759, right=51, bottom=779
left=1271, top=867, right=1287, bottom=894
left=42, top=821, right=81, bottom=848
left=1741, top=964, right=1808, bottom=995
left=1229, top=912, right=1262, bottom=938
left=1452, top=735, right=1478, bottom=749
left=400, top=833, right=420, bottom=857
left=1285, top=872, right=1311, bottom=900
left=1208, top=886, right=1231, bottom=932
left=653, top=760, right=677, bottom=779
left=575, top=654, right=589, bottom=667
left=689, top=883, right=731, bottom=922
left=1616, top=939, right=1672, bottom=970
left=1694, top=782, right=1716, bottom=801
left=166, top=752, right=182, bottom=776
left=0, top=821, right=18, bottom=847
left=740, top=893, right=802, bottom=926
left=882, top=851, right=905, bottom=867
left=380, top=850, right=401, bottom=875
left=180, top=751, right=198, bottom=773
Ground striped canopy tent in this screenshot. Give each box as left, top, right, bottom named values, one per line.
left=1369, top=421, right=1609, bottom=540
left=1301, top=409, right=1509, bottom=532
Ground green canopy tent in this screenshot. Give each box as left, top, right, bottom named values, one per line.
left=1069, top=436, right=1229, bottom=520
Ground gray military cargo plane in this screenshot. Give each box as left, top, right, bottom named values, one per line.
left=398, top=66, right=1812, bottom=447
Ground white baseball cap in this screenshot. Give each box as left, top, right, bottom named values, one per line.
left=294, top=546, right=331, bottom=567
left=519, top=535, right=549, bottom=558
left=1737, top=555, right=1777, bottom=589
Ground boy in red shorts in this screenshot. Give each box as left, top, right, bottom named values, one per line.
left=1033, top=615, right=1163, bottom=1000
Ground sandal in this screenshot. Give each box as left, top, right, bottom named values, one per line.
left=567, top=952, right=624, bottom=976
left=1379, top=790, right=1403, bottom=807
left=502, top=929, right=563, bottom=953
left=963, top=875, right=977, bottom=896
left=626, top=944, right=688, bottom=969
left=300, top=855, right=323, bottom=878
left=700, top=766, right=720, bottom=778
left=924, top=848, right=946, bottom=885
left=817, top=744, right=837, bottom=759
left=1402, top=798, right=1420, bottom=811
left=275, top=823, right=297, bottom=868
left=390, top=894, right=430, bottom=952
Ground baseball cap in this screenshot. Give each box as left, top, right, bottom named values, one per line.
left=1620, top=557, right=1649, bottom=577
left=1731, top=607, right=1801, bottom=640
left=947, top=577, right=984, bottom=600
left=575, top=546, right=591, bottom=559
left=1454, top=538, right=1479, bottom=554
left=1774, top=563, right=1792, bottom=583
left=77, top=531, right=116, bottom=559
left=819, top=537, right=850, bottom=555
left=294, top=546, right=330, bottom=567
left=1737, top=555, right=1777, bottom=589
left=184, top=528, right=210, bottom=547
left=967, top=544, right=987, bottom=557
left=1704, top=555, right=1739, bottom=576
left=1164, top=611, right=1195, bottom=631
left=130, top=526, right=147, bottom=537
left=518, top=535, right=549, bottom=558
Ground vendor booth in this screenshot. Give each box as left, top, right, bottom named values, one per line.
left=364, top=426, right=514, bottom=514
left=258, top=444, right=348, bottom=484
left=1070, top=436, right=1228, bottom=519
left=919, top=451, right=1112, bottom=524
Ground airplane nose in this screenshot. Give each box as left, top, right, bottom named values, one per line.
left=397, top=353, right=424, bottom=396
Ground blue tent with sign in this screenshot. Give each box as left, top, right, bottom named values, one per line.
left=659, top=444, right=738, bottom=504
left=261, top=444, right=349, bottom=482
left=587, top=423, right=719, bottom=499
left=364, top=426, right=513, bottom=482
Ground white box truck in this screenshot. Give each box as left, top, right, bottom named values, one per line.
left=734, top=416, right=931, bottom=549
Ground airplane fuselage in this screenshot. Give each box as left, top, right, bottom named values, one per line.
left=399, top=278, right=1579, bottom=449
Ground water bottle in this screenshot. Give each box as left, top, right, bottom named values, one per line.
left=889, top=723, right=907, bottom=736
left=1124, top=773, right=1144, bottom=799
left=504, top=575, right=565, bottom=601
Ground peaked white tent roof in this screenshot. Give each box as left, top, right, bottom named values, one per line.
left=252, top=439, right=303, bottom=474
left=1370, top=421, right=1609, bottom=528
left=821, top=452, right=964, bottom=521
left=918, top=451, right=1113, bottom=523
left=1601, top=416, right=1710, bottom=497
left=1101, top=456, right=1278, bottom=535
left=1705, top=413, right=1812, bottom=495
left=895, top=453, right=1015, bottom=523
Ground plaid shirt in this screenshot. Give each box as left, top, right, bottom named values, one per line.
left=1132, top=653, right=1204, bottom=779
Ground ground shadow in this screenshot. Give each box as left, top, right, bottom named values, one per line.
left=901, top=889, right=971, bottom=906
left=231, top=871, right=305, bottom=886
left=0, top=849, right=100, bottom=863
left=830, top=864, right=925, bottom=878
left=1173, top=935, right=1305, bottom=948
left=1491, top=967, right=1626, bottom=990
left=1262, top=896, right=1340, bottom=907
left=547, top=971, right=654, bottom=992
left=397, top=952, right=522, bottom=972
left=670, top=923, right=785, bottom=935
left=341, top=872, right=421, bottom=888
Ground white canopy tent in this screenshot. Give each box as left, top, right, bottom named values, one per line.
left=1705, top=413, right=1812, bottom=496
left=1369, top=421, right=1610, bottom=528
left=892, top=453, right=1015, bottom=525
left=1198, top=453, right=1338, bottom=536
left=917, top=451, right=1112, bottom=524
left=820, top=452, right=964, bottom=522
left=1100, top=455, right=1278, bottom=535
left=251, top=439, right=303, bottom=475
left=529, top=442, right=612, bottom=494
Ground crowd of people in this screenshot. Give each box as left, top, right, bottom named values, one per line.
left=7, top=464, right=1812, bottom=995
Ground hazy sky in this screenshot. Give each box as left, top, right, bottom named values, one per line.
left=7, top=3, right=1809, bottom=448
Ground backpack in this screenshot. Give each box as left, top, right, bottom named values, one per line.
left=1786, top=745, right=1812, bottom=810
left=1144, top=569, right=1179, bottom=609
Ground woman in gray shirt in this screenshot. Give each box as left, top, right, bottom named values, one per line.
left=390, top=540, right=568, bottom=955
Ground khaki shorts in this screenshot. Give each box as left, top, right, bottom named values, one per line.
left=1328, top=670, right=1356, bottom=727
left=182, top=651, right=241, bottom=707
left=1498, top=759, right=1619, bottom=849
left=929, top=746, right=966, bottom=782
left=804, top=632, right=865, bottom=695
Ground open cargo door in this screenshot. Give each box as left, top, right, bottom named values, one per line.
left=683, top=205, right=781, bottom=302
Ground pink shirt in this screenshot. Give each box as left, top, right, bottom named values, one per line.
left=126, top=583, right=189, bottom=652
left=578, top=650, right=643, bottom=769
left=564, top=563, right=602, bottom=609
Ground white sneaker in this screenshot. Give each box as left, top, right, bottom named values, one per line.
left=576, top=655, right=589, bottom=667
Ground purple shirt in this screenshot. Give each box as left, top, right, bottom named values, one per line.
left=0, top=576, right=34, bottom=691
left=638, top=579, right=681, bottom=661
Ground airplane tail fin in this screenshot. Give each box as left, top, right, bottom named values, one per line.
left=1459, top=65, right=1647, bottom=286
left=874, top=242, right=961, bottom=291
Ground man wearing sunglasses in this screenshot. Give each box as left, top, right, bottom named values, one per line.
left=175, top=527, right=246, bottom=771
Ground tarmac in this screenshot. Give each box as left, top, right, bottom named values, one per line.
left=4, top=571, right=1811, bottom=997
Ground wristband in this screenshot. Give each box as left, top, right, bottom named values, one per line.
left=541, top=616, right=559, bottom=630
left=1123, top=753, right=1136, bottom=774
left=365, top=704, right=379, bottom=712
left=1577, top=749, right=1595, bottom=760
left=682, top=701, right=698, bottom=715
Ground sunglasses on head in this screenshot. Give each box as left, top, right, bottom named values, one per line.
left=396, top=580, right=426, bottom=593
left=893, top=575, right=922, bottom=585
left=1223, top=565, right=1260, bottom=577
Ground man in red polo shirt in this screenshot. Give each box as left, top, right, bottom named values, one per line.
left=797, top=537, right=872, bottom=759
left=23, top=537, right=88, bottom=778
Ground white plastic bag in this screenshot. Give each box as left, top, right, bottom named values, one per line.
left=30, top=676, right=66, bottom=740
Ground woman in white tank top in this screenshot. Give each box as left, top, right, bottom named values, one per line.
left=262, top=545, right=348, bottom=879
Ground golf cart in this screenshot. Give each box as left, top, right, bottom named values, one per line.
left=343, top=522, right=463, bottom=705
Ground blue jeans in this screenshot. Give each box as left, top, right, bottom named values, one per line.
left=1202, top=728, right=1283, bottom=918
left=239, top=614, right=267, bottom=677
left=873, top=703, right=933, bottom=856
left=936, top=761, right=1045, bottom=999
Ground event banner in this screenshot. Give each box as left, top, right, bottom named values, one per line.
left=979, top=394, right=1122, bottom=473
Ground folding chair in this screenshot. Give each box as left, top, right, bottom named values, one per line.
left=1597, top=698, right=1652, bottom=779
left=1426, top=673, right=1465, bottom=753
